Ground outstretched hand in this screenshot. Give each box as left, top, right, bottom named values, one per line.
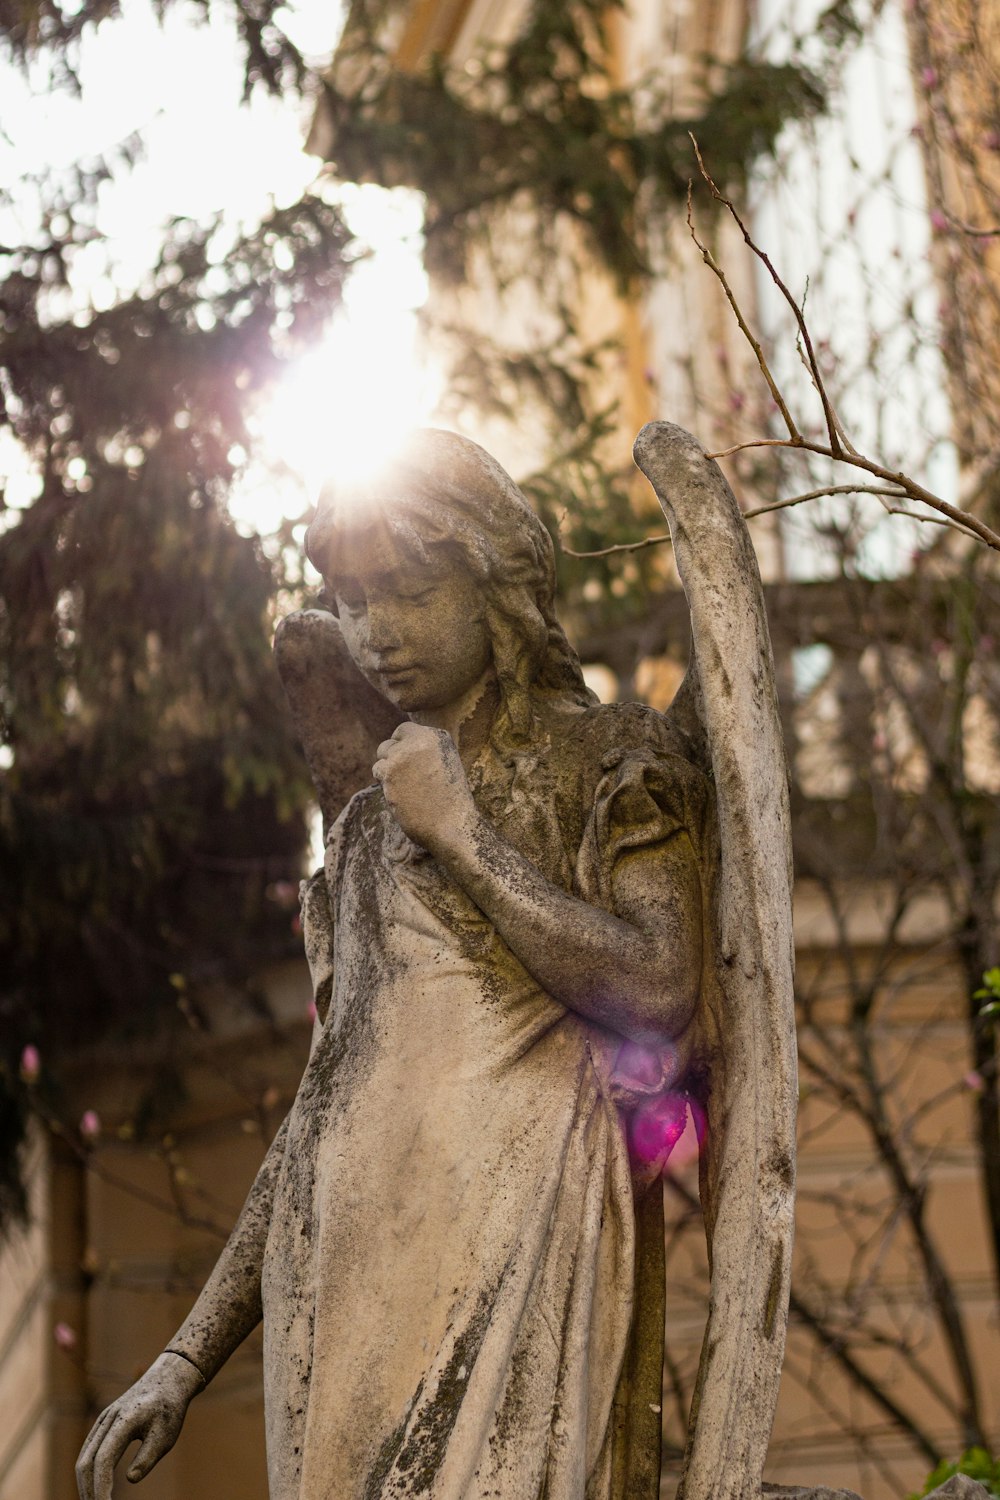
left=76, top=1352, right=203, bottom=1499
left=373, top=723, right=480, bottom=859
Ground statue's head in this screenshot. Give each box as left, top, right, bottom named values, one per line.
left=305, top=429, right=593, bottom=742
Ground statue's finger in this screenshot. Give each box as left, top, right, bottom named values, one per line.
left=127, top=1418, right=174, bottom=1482
left=76, top=1407, right=119, bottom=1500
left=375, top=739, right=395, bottom=759
left=92, top=1414, right=140, bottom=1500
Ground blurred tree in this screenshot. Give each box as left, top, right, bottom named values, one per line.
left=0, top=0, right=352, bottom=1220
left=310, top=0, right=831, bottom=617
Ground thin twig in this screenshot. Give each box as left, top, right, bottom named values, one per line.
left=742, top=484, right=908, bottom=519
left=703, top=437, right=1000, bottom=551
left=941, top=211, right=1000, bottom=238
left=707, top=438, right=804, bottom=459
left=563, top=484, right=917, bottom=558
left=560, top=532, right=671, bottom=558
left=685, top=180, right=801, bottom=443
left=884, top=507, right=985, bottom=542
left=793, top=335, right=861, bottom=459
left=689, top=134, right=850, bottom=458
left=685, top=142, right=1000, bottom=552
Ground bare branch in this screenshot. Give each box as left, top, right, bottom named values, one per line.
left=685, top=179, right=801, bottom=442
left=706, top=438, right=802, bottom=459
left=701, top=437, right=1000, bottom=553
left=559, top=532, right=671, bottom=559
left=883, top=507, right=986, bottom=543
left=689, top=134, right=847, bottom=457
left=742, top=484, right=909, bottom=519
left=940, top=210, right=1000, bottom=238
left=686, top=139, right=1000, bottom=554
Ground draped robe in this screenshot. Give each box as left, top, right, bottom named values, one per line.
left=260, top=701, right=709, bottom=1500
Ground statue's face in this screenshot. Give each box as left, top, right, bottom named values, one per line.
left=332, top=535, right=493, bottom=715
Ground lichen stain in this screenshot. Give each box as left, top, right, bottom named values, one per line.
left=762, top=1244, right=784, bottom=1340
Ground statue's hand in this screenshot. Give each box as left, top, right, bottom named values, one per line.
left=76, top=1351, right=203, bottom=1500
left=373, top=723, right=479, bottom=857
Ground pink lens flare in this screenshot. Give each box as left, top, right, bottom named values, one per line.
left=611, top=1040, right=680, bottom=1093
left=19, top=1044, right=40, bottom=1083
left=53, top=1321, right=77, bottom=1350
left=628, top=1091, right=706, bottom=1171
left=628, top=1092, right=686, bottom=1167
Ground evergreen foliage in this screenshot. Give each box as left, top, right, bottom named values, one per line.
left=329, top=0, right=824, bottom=287
left=0, top=0, right=840, bottom=1222
left=0, top=3, right=351, bottom=1221
left=317, top=0, right=829, bottom=590
left=917, top=1448, right=1000, bottom=1498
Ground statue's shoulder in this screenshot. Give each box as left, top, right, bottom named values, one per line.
left=557, top=698, right=705, bottom=781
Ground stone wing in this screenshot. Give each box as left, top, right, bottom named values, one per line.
left=633, top=423, right=797, bottom=1500
left=274, top=608, right=400, bottom=835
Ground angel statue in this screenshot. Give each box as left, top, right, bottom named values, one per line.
left=77, top=424, right=796, bottom=1500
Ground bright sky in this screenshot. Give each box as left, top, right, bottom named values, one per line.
left=750, top=0, right=958, bottom=578
left=0, top=0, right=441, bottom=536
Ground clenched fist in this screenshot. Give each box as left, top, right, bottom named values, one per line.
left=373, top=723, right=480, bottom=859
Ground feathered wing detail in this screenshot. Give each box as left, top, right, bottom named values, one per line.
left=273, top=608, right=401, bottom=835
left=633, top=423, right=797, bottom=1500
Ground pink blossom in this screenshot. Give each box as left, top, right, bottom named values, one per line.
left=79, top=1110, right=101, bottom=1143
left=728, top=391, right=745, bottom=413
left=963, top=1071, right=985, bottom=1093
left=920, top=66, right=939, bottom=89
left=929, top=208, right=949, bottom=233
left=53, top=1322, right=77, bottom=1350
left=19, top=1044, right=40, bottom=1083
left=265, top=880, right=298, bottom=909
left=983, top=130, right=1000, bottom=152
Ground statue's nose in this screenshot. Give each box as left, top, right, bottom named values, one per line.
left=366, top=599, right=400, bottom=652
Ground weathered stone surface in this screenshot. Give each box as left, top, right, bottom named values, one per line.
left=763, top=1485, right=864, bottom=1500
left=273, top=606, right=398, bottom=833
left=923, top=1478, right=994, bottom=1500
left=76, top=426, right=794, bottom=1500
left=634, top=423, right=797, bottom=1500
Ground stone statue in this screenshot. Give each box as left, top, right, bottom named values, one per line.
left=76, top=425, right=797, bottom=1500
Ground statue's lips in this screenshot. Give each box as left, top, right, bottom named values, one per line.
left=376, top=662, right=420, bottom=682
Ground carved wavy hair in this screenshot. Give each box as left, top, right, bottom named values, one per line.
left=304, top=429, right=595, bottom=748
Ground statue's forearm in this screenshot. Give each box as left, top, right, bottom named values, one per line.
left=437, top=815, right=702, bottom=1047
left=165, top=1114, right=289, bottom=1383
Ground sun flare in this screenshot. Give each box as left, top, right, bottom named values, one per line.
left=246, top=182, right=443, bottom=525
left=257, top=311, right=444, bottom=497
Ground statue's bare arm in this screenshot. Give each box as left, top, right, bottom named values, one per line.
left=76, top=1113, right=290, bottom=1500
left=374, top=724, right=702, bottom=1048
